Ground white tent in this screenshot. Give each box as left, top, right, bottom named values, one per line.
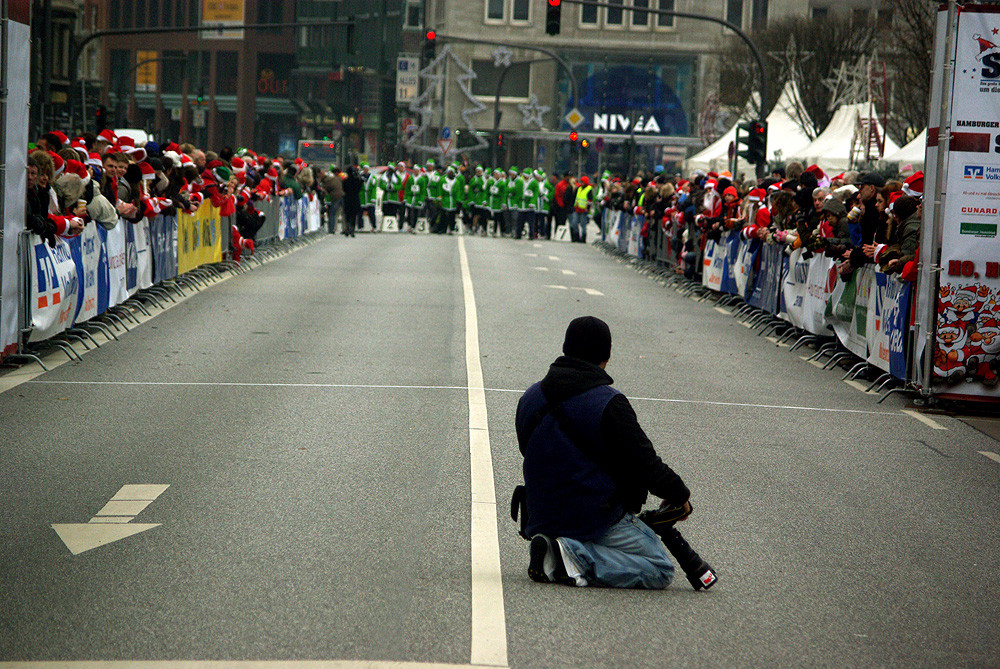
left=883, top=128, right=926, bottom=170
left=686, top=82, right=814, bottom=174
left=790, top=102, right=900, bottom=172
left=685, top=94, right=759, bottom=174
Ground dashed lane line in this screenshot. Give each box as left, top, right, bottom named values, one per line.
left=0, top=661, right=481, bottom=668
left=561, top=269, right=577, bottom=276
left=902, top=409, right=948, bottom=430
left=979, top=451, right=1000, bottom=464
left=533, top=266, right=550, bottom=271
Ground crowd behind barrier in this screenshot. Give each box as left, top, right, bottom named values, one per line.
left=18, top=193, right=322, bottom=357
left=602, top=210, right=914, bottom=391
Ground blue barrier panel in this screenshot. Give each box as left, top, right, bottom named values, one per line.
left=149, top=215, right=179, bottom=283
left=867, top=273, right=912, bottom=379
left=748, top=242, right=783, bottom=314
left=719, top=230, right=741, bottom=295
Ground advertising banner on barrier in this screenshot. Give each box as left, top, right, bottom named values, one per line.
left=100, top=223, right=129, bottom=307
left=702, top=239, right=724, bottom=291
left=29, top=238, right=78, bottom=342
left=67, top=226, right=100, bottom=324
left=133, top=219, right=154, bottom=291
left=867, top=273, right=912, bottom=378
left=627, top=216, right=641, bottom=256
left=150, top=216, right=179, bottom=283
left=748, top=242, right=783, bottom=314
left=782, top=248, right=810, bottom=328
left=607, top=211, right=622, bottom=247
left=828, top=266, right=873, bottom=358
left=307, top=196, right=322, bottom=232
left=733, top=239, right=758, bottom=299
left=930, top=5, right=1000, bottom=397
left=280, top=197, right=298, bottom=240
left=719, top=231, right=741, bottom=295
left=802, top=255, right=836, bottom=335
left=177, top=203, right=221, bottom=274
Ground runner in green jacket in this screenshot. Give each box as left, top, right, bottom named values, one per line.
left=488, top=168, right=507, bottom=237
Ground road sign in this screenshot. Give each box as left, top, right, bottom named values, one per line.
left=439, top=137, right=454, bottom=156
left=565, top=108, right=584, bottom=128
left=595, top=137, right=604, bottom=153
left=192, top=108, right=206, bottom=128
left=396, top=56, right=419, bottom=103
left=442, top=126, right=451, bottom=139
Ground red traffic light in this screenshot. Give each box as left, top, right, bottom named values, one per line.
left=569, top=131, right=578, bottom=142
left=425, top=29, right=436, bottom=41
left=548, top=0, right=560, bottom=5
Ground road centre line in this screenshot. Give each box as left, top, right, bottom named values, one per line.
left=29, top=380, right=906, bottom=417
left=457, top=234, right=508, bottom=668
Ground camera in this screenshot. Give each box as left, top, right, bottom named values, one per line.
left=637, top=506, right=718, bottom=591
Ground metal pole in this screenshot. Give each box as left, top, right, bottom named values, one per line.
left=919, top=0, right=958, bottom=400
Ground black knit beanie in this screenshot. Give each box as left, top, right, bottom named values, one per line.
left=563, top=316, right=612, bottom=365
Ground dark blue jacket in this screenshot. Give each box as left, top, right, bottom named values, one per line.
left=516, top=356, right=690, bottom=542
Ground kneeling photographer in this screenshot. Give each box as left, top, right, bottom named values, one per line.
left=514, top=316, right=713, bottom=589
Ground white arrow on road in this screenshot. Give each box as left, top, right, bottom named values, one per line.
left=52, top=484, right=169, bottom=555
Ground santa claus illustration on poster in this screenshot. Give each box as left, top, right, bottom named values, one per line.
left=935, top=282, right=1000, bottom=387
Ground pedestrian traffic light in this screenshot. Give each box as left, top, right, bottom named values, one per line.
left=423, top=29, right=437, bottom=62
left=546, top=0, right=562, bottom=35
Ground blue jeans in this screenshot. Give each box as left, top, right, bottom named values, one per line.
left=569, top=211, right=588, bottom=242
left=558, top=513, right=674, bottom=589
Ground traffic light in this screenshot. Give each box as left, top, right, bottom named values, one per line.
left=569, top=130, right=578, bottom=143
left=496, top=132, right=504, bottom=148
left=423, top=29, right=437, bottom=62
left=95, top=105, right=108, bottom=131
left=546, top=0, right=562, bottom=35
left=197, top=87, right=205, bottom=104
left=737, top=120, right=767, bottom=166
left=581, top=138, right=589, bottom=151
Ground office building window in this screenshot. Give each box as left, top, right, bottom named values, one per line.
left=607, top=0, right=624, bottom=25
left=632, top=0, right=649, bottom=27
left=656, top=0, right=674, bottom=28
left=405, top=1, right=421, bottom=27
left=486, top=0, right=504, bottom=21
left=581, top=2, right=598, bottom=24
left=726, top=0, right=743, bottom=27
left=512, top=0, right=529, bottom=21
left=812, top=7, right=828, bottom=19
left=751, top=0, right=767, bottom=31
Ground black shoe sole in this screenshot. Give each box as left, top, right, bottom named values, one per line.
left=528, top=535, right=551, bottom=583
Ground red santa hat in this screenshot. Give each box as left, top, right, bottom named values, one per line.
left=704, top=178, right=718, bottom=191
left=902, top=171, right=924, bottom=197
left=96, top=129, right=117, bottom=146
left=64, top=159, right=90, bottom=185
left=180, top=154, right=195, bottom=167
left=163, top=142, right=180, bottom=153
left=48, top=130, right=69, bottom=147
left=86, top=152, right=103, bottom=168
left=746, top=188, right=767, bottom=202
left=231, top=156, right=246, bottom=174
left=266, top=167, right=279, bottom=179
left=48, top=151, right=65, bottom=177
left=139, top=161, right=156, bottom=181
left=70, top=140, right=89, bottom=160
left=116, top=136, right=147, bottom=163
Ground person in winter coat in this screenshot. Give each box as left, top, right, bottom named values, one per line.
left=321, top=168, right=345, bottom=233
left=516, top=316, right=691, bottom=589
left=341, top=165, right=363, bottom=238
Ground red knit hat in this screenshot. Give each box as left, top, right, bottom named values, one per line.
left=902, top=171, right=924, bottom=197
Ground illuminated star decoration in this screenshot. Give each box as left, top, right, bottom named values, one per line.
left=518, top=93, right=550, bottom=129
left=404, top=45, right=489, bottom=156
left=492, top=46, right=513, bottom=68
left=767, top=35, right=813, bottom=86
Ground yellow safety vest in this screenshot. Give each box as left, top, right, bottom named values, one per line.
left=575, top=185, right=593, bottom=212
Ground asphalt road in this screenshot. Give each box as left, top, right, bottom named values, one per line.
left=1, top=230, right=998, bottom=669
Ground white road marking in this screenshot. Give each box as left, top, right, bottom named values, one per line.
left=29, top=381, right=908, bottom=416
left=581, top=288, right=604, bottom=296
left=714, top=307, right=732, bottom=315
left=52, top=484, right=170, bottom=555
left=547, top=255, right=560, bottom=261
left=901, top=409, right=948, bottom=430
left=979, top=451, right=1000, bottom=464
left=844, top=380, right=870, bottom=393
left=561, top=269, right=576, bottom=276
left=457, top=234, right=508, bottom=668
left=533, top=266, right=550, bottom=271
left=523, top=252, right=538, bottom=257
left=544, top=284, right=569, bottom=290
left=532, top=243, right=542, bottom=248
